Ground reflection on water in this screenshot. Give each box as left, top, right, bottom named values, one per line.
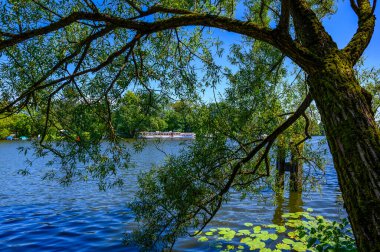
left=272, top=191, right=304, bottom=226
left=0, top=137, right=345, bottom=251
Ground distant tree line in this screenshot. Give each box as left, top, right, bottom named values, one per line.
left=113, top=91, right=201, bottom=138
left=0, top=113, right=36, bottom=139
left=1, top=90, right=326, bottom=140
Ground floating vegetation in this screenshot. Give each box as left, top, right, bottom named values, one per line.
left=196, top=208, right=356, bottom=251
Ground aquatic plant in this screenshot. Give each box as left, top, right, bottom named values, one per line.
left=196, top=209, right=356, bottom=251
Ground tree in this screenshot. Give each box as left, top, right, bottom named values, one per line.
left=163, top=100, right=197, bottom=132
left=114, top=91, right=167, bottom=137
left=0, top=112, right=35, bottom=138
left=0, top=0, right=379, bottom=250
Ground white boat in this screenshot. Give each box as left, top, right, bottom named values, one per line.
left=138, top=131, right=195, bottom=139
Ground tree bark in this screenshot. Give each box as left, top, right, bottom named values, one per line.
left=307, top=52, right=380, bottom=251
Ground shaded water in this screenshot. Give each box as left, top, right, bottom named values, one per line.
left=0, top=137, right=345, bottom=251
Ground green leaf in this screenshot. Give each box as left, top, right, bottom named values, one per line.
left=276, top=226, right=287, bottom=233
left=198, top=236, right=208, bottom=242
left=253, top=226, right=262, bottom=233
left=237, top=229, right=251, bottom=236
left=283, top=238, right=295, bottom=245
left=276, top=243, right=291, bottom=250
left=293, top=242, right=308, bottom=252
left=269, top=233, right=278, bottom=240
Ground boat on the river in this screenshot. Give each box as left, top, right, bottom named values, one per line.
left=138, top=131, right=196, bottom=139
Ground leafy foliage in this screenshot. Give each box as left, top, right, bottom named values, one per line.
left=128, top=137, right=240, bottom=250
left=0, top=112, right=36, bottom=138
left=196, top=209, right=356, bottom=251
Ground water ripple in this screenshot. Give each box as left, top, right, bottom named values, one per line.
left=0, top=138, right=345, bottom=251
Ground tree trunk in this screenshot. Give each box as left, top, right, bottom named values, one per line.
left=308, top=52, right=380, bottom=251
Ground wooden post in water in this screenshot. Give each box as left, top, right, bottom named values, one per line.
left=289, top=141, right=304, bottom=192
left=276, top=146, right=286, bottom=190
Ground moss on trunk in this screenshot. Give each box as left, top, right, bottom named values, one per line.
left=308, top=52, right=380, bottom=251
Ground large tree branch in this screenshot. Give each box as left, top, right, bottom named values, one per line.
left=0, top=11, right=318, bottom=73
left=278, top=0, right=290, bottom=33
left=289, top=0, right=337, bottom=55
left=204, top=92, right=313, bottom=205
left=0, top=12, right=97, bottom=50
left=82, top=0, right=99, bottom=13
left=229, top=92, right=313, bottom=180
left=350, top=0, right=360, bottom=14
left=343, top=0, right=376, bottom=65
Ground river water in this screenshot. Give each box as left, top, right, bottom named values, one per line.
left=0, top=137, right=345, bottom=251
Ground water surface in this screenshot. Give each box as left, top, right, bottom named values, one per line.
left=0, top=137, right=345, bottom=251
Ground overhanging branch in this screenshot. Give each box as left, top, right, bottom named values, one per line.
left=0, top=9, right=318, bottom=72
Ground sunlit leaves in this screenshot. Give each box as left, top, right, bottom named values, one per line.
left=253, top=226, right=262, bottom=233
left=198, top=236, right=209, bottom=242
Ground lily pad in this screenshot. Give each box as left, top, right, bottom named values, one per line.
left=265, top=224, right=279, bottom=228
left=253, top=226, right=262, bottom=233
left=249, top=239, right=266, bottom=250
left=226, top=244, right=235, bottom=250
left=282, top=238, right=295, bottom=245
left=288, top=231, right=298, bottom=239
left=256, top=233, right=270, bottom=241
left=276, top=243, right=291, bottom=250
left=259, top=248, right=273, bottom=252
left=240, top=237, right=253, bottom=244
left=198, top=236, right=208, bottom=242
left=282, top=212, right=301, bottom=219
left=215, top=243, right=223, bottom=249
left=269, top=233, right=278, bottom=240
left=293, top=242, right=308, bottom=251
left=237, top=229, right=251, bottom=236
left=275, top=226, right=287, bottom=233
left=218, top=229, right=236, bottom=241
